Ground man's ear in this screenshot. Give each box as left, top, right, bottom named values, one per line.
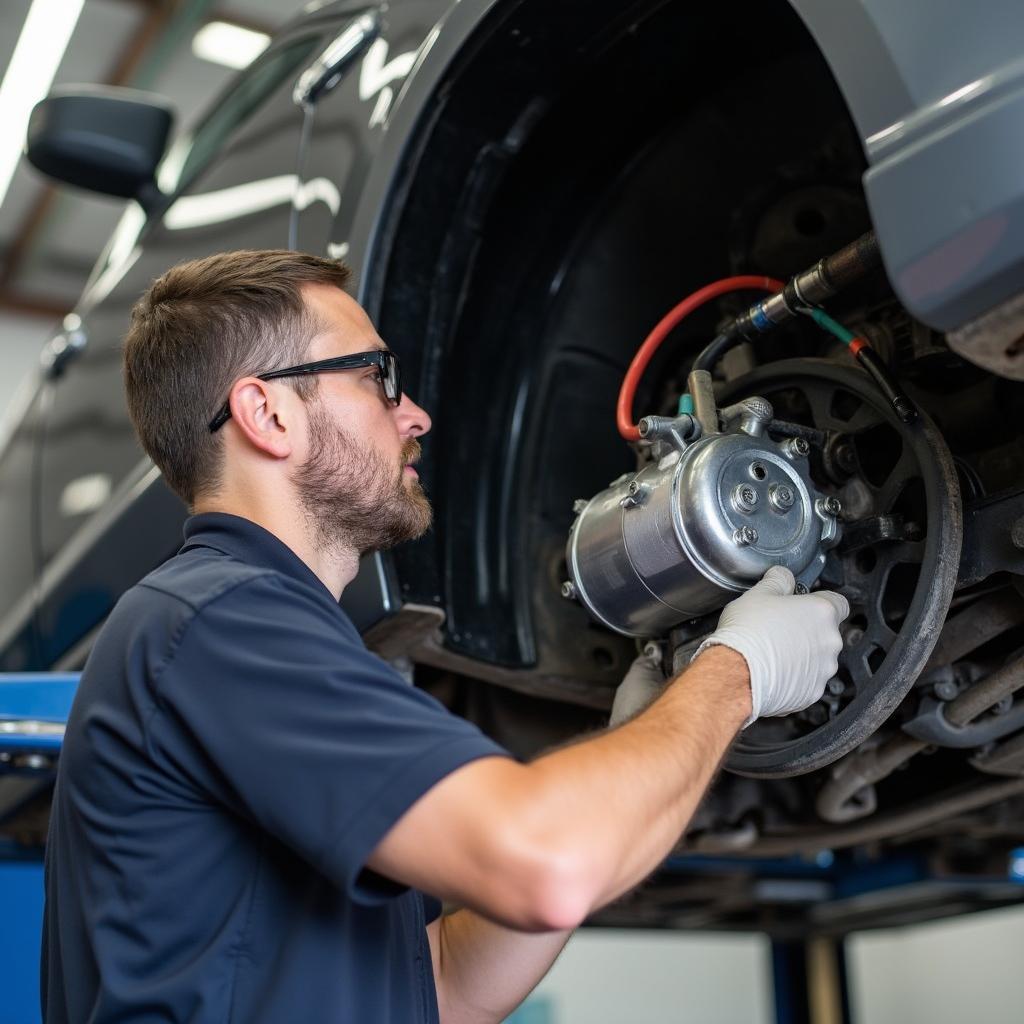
left=226, top=377, right=294, bottom=458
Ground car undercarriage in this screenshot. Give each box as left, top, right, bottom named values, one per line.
left=358, top=0, right=1024, bottom=892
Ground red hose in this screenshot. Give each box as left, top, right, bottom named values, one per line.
left=616, top=275, right=784, bottom=441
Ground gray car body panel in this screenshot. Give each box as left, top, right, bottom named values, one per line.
left=789, top=0, right=1024, bottom=331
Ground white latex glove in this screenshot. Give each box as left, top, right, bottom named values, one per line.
left=609, top=647, right=668, bottom=728
left=694, top=566, right=849, bottom=727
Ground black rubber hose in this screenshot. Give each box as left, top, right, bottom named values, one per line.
left=691, top=329, right=738, bottom=373
left=854, top=345, right=917, bottom=423
left=693, top=232, right=882, bottom=375
left=822, top=231, right=881, bottom=290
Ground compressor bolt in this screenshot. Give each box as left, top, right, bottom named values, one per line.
left=619, top=480, right=648, bottom=509
left=732, top=484, right=759, bottom=514
left=768, top=483, right=795, bottom=512
left=733, top=526, right=759, bottom=547
left=560, top=580, right=577, bottom=600
left=816, top=496, right=842, bottom=518
left=786, top=437, right=811, bottom=458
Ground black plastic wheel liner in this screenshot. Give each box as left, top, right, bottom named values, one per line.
left=720, top=359, right=963, bottom=778
left=374, top=0, right=853, bottom=672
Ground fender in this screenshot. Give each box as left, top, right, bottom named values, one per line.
left=790, top=0, right=1024, bottom=332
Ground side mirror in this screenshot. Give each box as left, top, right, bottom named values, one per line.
left=26, top=85, right=174, bottom=206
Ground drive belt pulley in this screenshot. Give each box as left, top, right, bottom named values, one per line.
left=720, top=360, right=962, bottom=777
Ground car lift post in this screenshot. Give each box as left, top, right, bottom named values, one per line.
left=771, top=935, right=852, bottom=1024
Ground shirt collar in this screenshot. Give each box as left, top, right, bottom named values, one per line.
left=181, top=512, right=332, bottom=599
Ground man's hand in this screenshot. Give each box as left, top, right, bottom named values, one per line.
left=696, top=565, right=849, bottom=725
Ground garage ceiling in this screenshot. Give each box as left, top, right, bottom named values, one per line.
left=0, top=0, right=300, bottom=320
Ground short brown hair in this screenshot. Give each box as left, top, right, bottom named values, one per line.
left=123, top=249, right=351, bottom=505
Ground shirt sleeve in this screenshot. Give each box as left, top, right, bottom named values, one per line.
left=149, top=573, right=510, bottom=903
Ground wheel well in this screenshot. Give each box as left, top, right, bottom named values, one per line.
left=372, top=0, right=866, bottom=681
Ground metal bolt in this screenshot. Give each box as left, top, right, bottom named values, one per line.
left=733, top=526, right=758, bottom=547
left=827, top=678, right=845, bottom=696
left=732, top=484, right=759, bottom=514
left=560, top=580, right=577, bottom=600
left=572, top=499, right=588, bottom=515
left=994, top=695, right=1013, bottom=716
left=835, top=442, right=857, bottom=473
left=787, top=437, right=811, bottom=458
left=638, top=418, right=652, bottom=437
left=816, top=496, right=841, bottom=518
left=768, top=483, right=795, bottom=512
left=933, top=679, right=959, bottom=701
left=642, top=640, right=662, bottom=662
left=620, top=481, right=646, bottom=509
left=795, top=582, right=809, bottom=594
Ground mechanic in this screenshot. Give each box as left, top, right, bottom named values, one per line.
left=42, top=249, right=849, bottom=1024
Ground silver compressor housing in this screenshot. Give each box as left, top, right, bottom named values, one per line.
left=564, top=391, right=841, bottom=637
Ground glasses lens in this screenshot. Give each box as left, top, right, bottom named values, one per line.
left=383, top=352, right=401, bottom=404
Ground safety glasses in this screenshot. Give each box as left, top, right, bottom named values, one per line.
left=208, top=349, right=402, bottom=432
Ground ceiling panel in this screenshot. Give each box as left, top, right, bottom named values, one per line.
left=0, top=0, right=312, bottom=313
left=0, top=0, right=35, bottom=84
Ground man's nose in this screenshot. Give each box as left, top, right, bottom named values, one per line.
left=395, top=392, right=431, bottom=437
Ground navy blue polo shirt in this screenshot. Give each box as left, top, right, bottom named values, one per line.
left=42, top=512, right=509, bottom=1023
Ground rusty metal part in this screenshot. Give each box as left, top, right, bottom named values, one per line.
left=924, top=590, right=1024, bottom=671
left=947, top=288, right=1024, bottom=381
left=946, top=655, right=1024, bottom=725
left=363, top=603, right=617, bottom=710
left=818, top=652, right=1024, bottom=822
left=972, top=730, right=1024, bottom=776
left=815, top=735, right=927, bottom=823
left=692, top=777, right=1024, bottom=856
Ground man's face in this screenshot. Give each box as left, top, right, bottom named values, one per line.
left=290, top=285, right=433, bottom=554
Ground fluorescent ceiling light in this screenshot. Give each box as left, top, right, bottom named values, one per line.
left=0, top=0, right=86, bottom=210
left=192, top=22, right=270, bottom=70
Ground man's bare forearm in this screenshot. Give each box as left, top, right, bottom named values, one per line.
left=517, top=645, right=750, bottom=914
left=425, top=647, right=748, bottom=1022
left=427, top=909, right=571, bottom=1024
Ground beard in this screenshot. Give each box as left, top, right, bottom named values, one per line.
left=293, top=398, right=432, bottom=556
